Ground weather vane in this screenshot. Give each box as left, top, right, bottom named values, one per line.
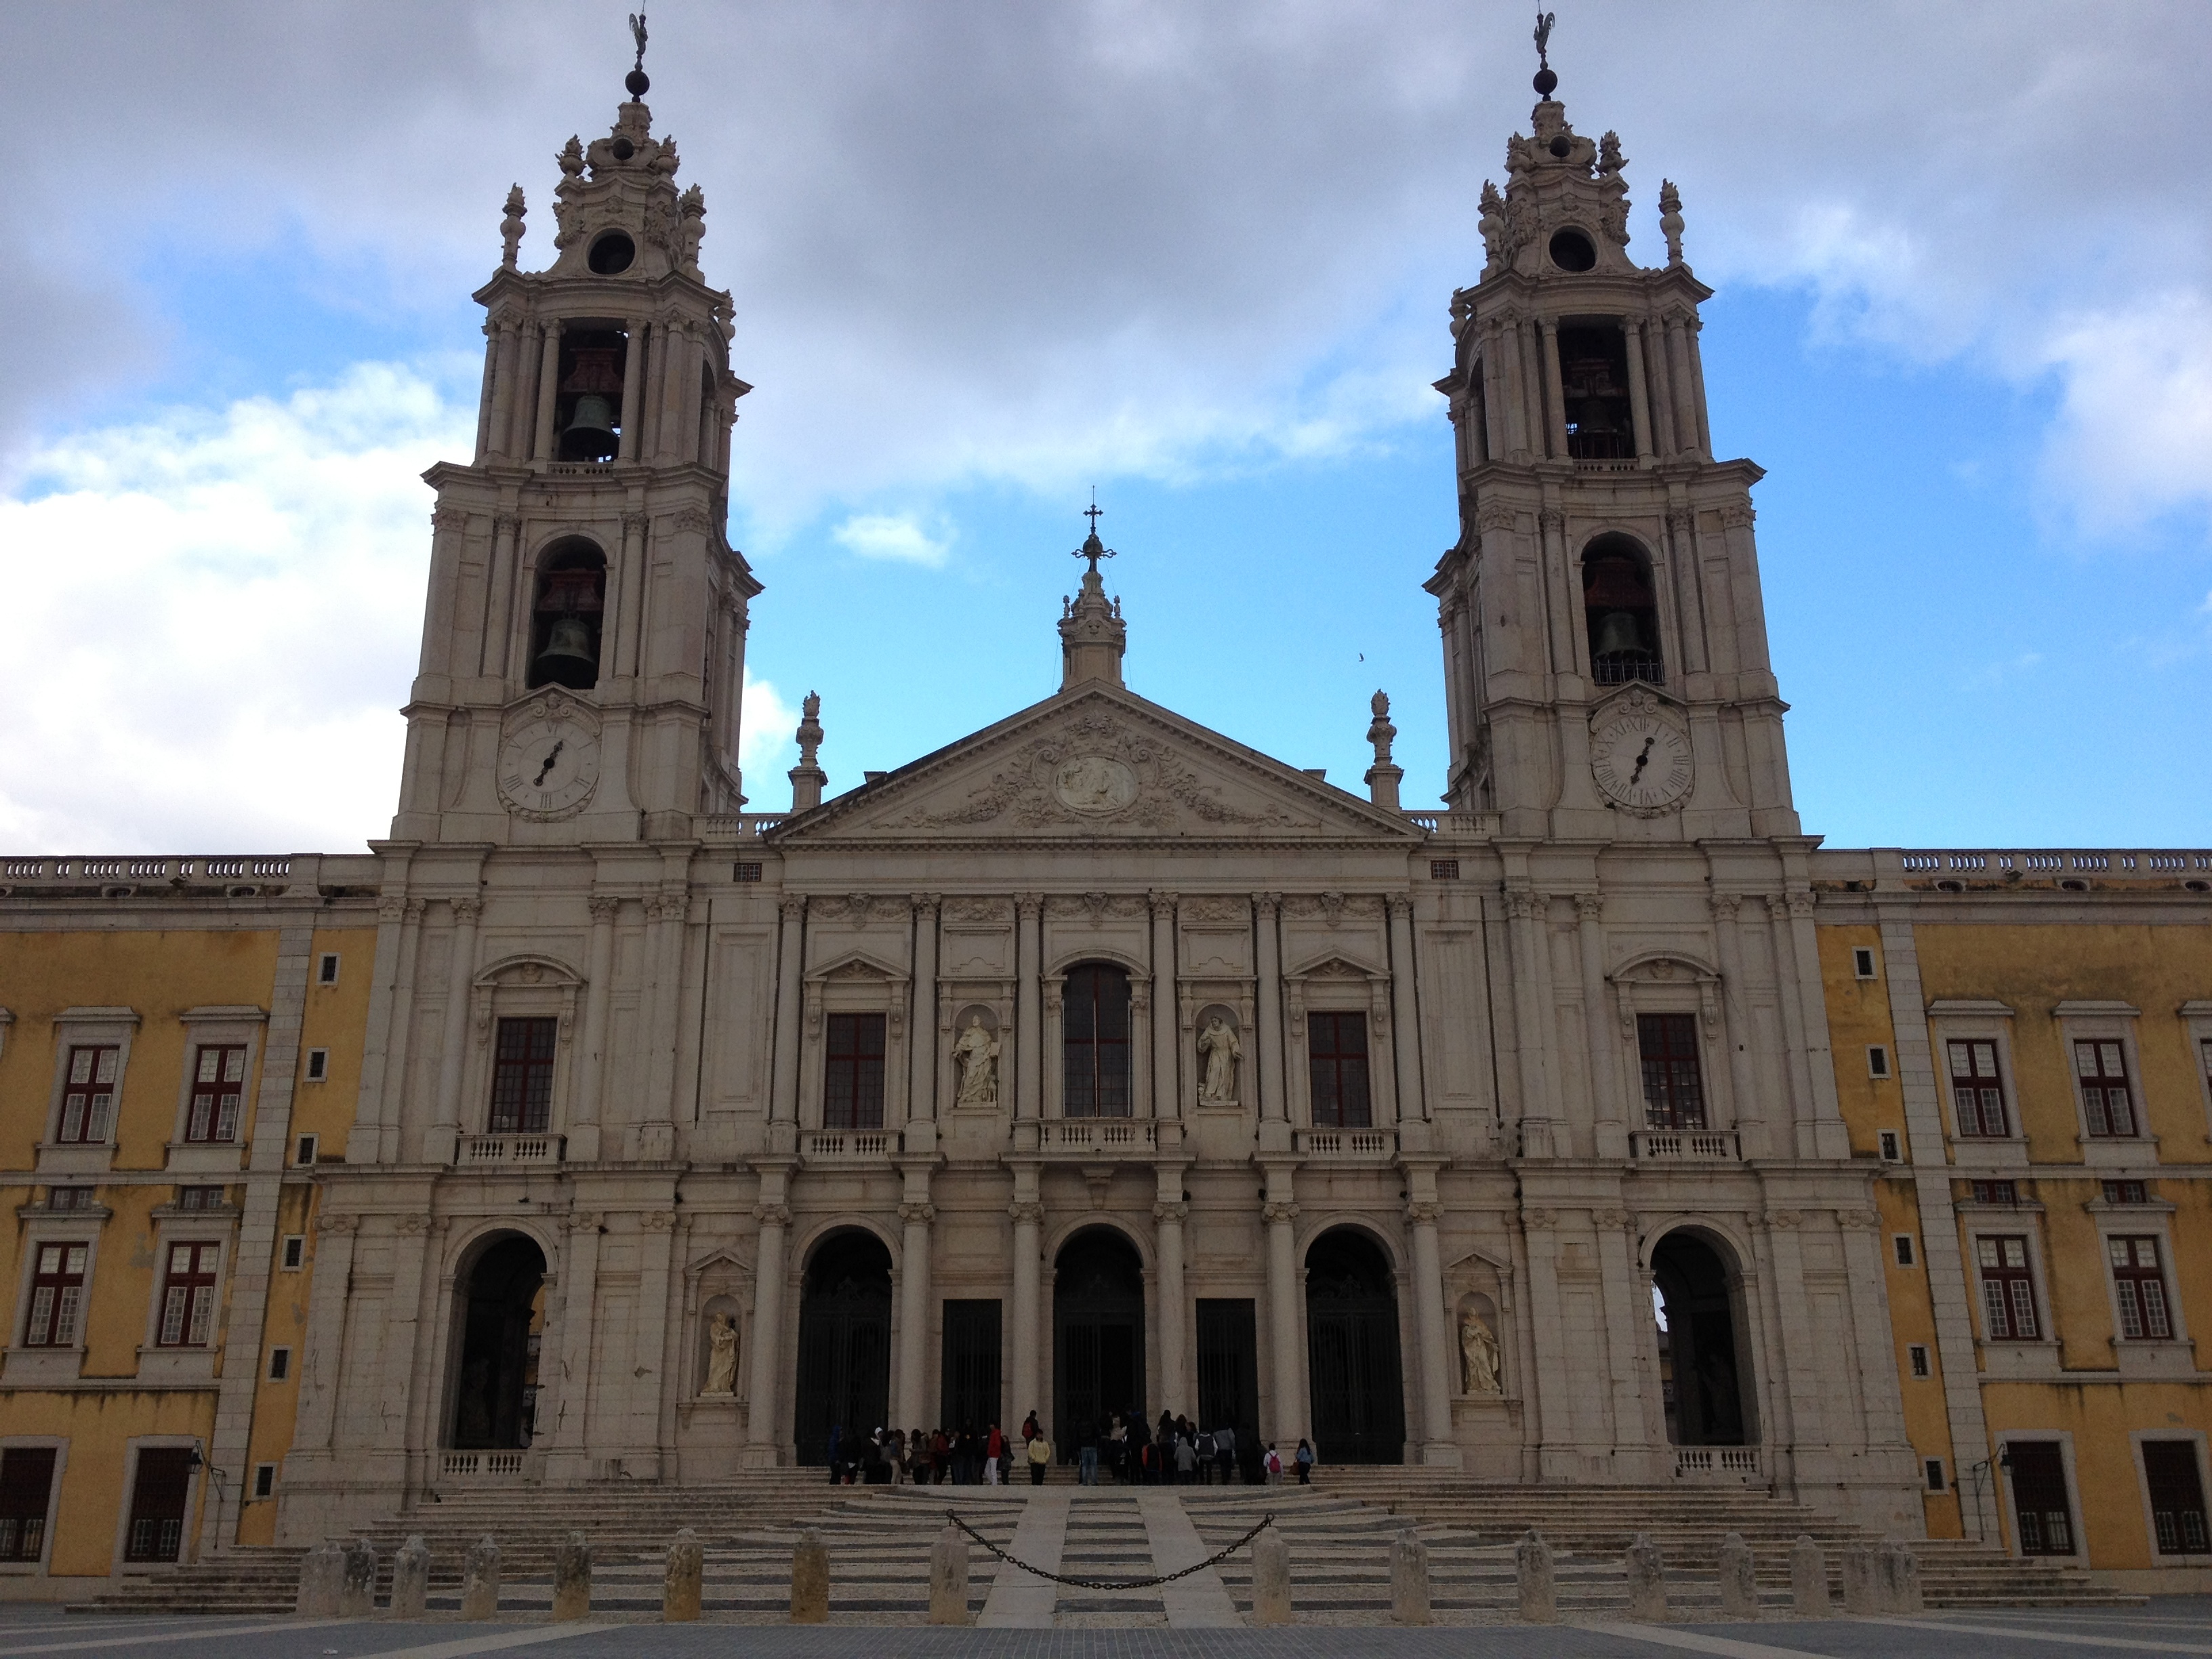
left=1534, top=9, right=1555, bottom=71
left=1074, top=491, right=1115, bottom=577
left=629, top=12, right=649, bottom=73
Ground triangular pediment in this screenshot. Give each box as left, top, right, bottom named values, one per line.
left=769, top=684, right=1423, bottom=846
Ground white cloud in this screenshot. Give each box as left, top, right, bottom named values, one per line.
left=2033, top=294, right=2212, bottom=538
left=737, top=668, right=800, bottom=790
left=831, top=513, right=951, bottom=569
left=0, top=365, right=469, bottom=852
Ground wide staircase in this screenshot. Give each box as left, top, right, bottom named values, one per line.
left=77, top=1469, right=2139, bottom=1619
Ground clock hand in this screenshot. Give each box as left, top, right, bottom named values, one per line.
left=1629, top=736, right=1655, bottom=783
left=534, top=739, right=565, bottom=785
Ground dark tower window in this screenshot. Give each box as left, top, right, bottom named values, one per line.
left=1581, top=535, right=1663, bottom=686
left=527, top=541, right=607, bottom=691
left=823, top=1012, right=886, bottom=1130
left=555, top=329, right=627, bottom=462
left=1062, top=964, right=1132, bottom=1118
left=1558, top=324, right=1634, bottom=459
left=586, top=232, right=636, bottom=274
left=1549, top=227, right=1597, bottom=271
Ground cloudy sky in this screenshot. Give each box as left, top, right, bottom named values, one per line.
left=2, top=0, right=2207, bottom=855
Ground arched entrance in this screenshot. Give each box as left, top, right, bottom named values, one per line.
left=1305, top=1227, right=1406, bottom=1464
left=1652, top=1230, right=1751, bottom=1446
left=450, top=1233, right=546, bottom=1449
left=1054, top=1227, right=1145, bottom=1455
left=794, top=1229, right=893, bottom=1465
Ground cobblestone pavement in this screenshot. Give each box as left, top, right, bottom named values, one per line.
left=1, top=1603, right=2208, bottom=1658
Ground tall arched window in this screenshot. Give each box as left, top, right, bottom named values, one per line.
left=1062, top=963, right=1132, bottom=1118
left=527, top=541, right=607, bottom=691
left=1581, top=535, right=1662, bottom=687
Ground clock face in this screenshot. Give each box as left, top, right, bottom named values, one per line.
left=497, top=717, right=600, bottom=819
left=1591, top=714, right=1692, bottom=814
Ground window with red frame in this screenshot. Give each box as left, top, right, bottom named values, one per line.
left=1637, top=1013, right=1706, bottom=1130
left=185, top=1044, right=247, bottom=1143
left=1978, top=1235, right=2039, bottom=1340
left=22, top=1244, right=87, bottom=1347
left=487, top=1017, right=558, bottom=1133
left=1307, top=1012, right=1373, bottom=1128
left=156, top=1242, right=218, bottom=1347
left=1948, top=1040, right=2009, bottom=1138
left=56, top=1046, right=118, bottom=1144
left=1062, top=964, right=1132, bottom=1118
left=0, top=1447, right=56, bottom=1563
left=2074, top=1040, right=2137, bottom=1137
left=2108, top=1236, right=2173, bottom=1340
left=823, top=1013, right=886, bottom=1129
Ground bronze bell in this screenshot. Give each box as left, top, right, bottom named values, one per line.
left=560, top=393, right=618, bottom=461
left=1591, top=609, right=1644, bottom=658
left=533, top=613, right=598, bottom=689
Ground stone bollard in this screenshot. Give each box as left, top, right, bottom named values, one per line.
left=1879, top=1542, right=1922, bottom=1614
left=552, top=1532, right=592, bottom=1622
left=928, top=1522, right=971, bottom=1626
left=664, top=1528, right=703, bottom=1623
left=1626, top=1532, right=1668, bottom=1624
left=338, top=1538, right=377, bottom=1617
left=1790, top=1535, right=1830, bottom=1615
left=1717, top=1532, right=1758, bottom=1621
left=1387, top=1527, right=1432, bottom=1626
left=461, top=1535, right=501, bottom=1621
left=1250, top=1525, right=1292, bottom=1626
left=1840, top=1545, right=1880, bottom=1615
left=391, top=1535, right=431, bottom=1619
left=790, top=1527, right=830, bottom=1624
left=296, top=1540, right=345, bottom=1616
left=1516, top=1528, right=1557, bottom=1624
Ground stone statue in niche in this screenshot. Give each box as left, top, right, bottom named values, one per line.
left=1459, top=1309, right=1502, bottom=1395
left=952, top=1014, right=1000, bottom=1107
left=703, top=1313, right=739, bottom=1395
left=1196, top=1015, right=1241, bottom=1105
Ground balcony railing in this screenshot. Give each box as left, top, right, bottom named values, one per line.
left=1631, top=1128, right=1740, bottom=1162
left=1298, top=1128, right=1397, bottom=1158
left=460, top=1133, right=564, bottom=1166
left=441, top=1451, right=525, bottom=1478
left=1674, top=1447, right=1760, bottom=1479
left=1592, top=651, right=1665, bottom=687
left=1, top=855, right=294, bottom=888
left=805, top=1130, right=892, bottom=1160
left=1048, top=1120, right=1157, bottom=1153
left=1897, top=848, right=2211, bottom=884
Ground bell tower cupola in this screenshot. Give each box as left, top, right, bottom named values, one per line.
left=395, top=17, right=760, bottom=847
left=1425, top=16, right=1796, bottom=844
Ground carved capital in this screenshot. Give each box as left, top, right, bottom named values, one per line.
left=649, top=889, right=691, bottom=923
left=1537, top=506, right=1565, bottom=534
left=1008, top=1199, right=1046, bottom=1227
left=1015, top=894, right=1044, bottom=921
left=1523, top=1206, right=1557, bottom=1230
left=1786, top=890, right=1817, bottom=920
left=1153, top=1200, right=1189, bottom=1225
left=587, top=893, right=621, bottom=922
left=1475, top=499, right=1518, bottom=533
left=1592, top=1207, right=1633, bottom=1229
left=1665, top=508, right=1696, bottom=538
left=752, top=1202, right=790, bottom=1229
left=1763, top=1208, right=1802, bottom=1230
left=641, top=1210, right=676, bottom=1231
left=1836, top=1209, right=1882, bottom=1231
left=378, top=896, right=409, bottom=924
left=1763, top=893, right=1790, bottom=922
left=1721, top=501, right=1756, bottom=529
left=451, top=897, right=484, bottom=926
left=898, top=1200, right=936, bottom=1226
left=1502, top=888, right=1546, bottom=922
left=396, top=1212, right=429, bottom=1236
left=492, top=512, right=522, bottom=536
left=314, top=1212, right=357, bottom=1236
left=1254, top=892, right=1282, bottom=920
left=779, top=896, right=806, bottom=924
left=621, top=510, right=651, bottom=535
left=1405, top=1200, right=1442, bottom=1226
left=568, top=1210, right=605, bottom=1235
left=431, top=506, right=468, bottom=533
left=1261, top=1199, right=1300, bottom=1226
left=1149, top=889, right=1179, bottom=920
left=1386, top=893, right=1414, bottom=920
left=912, top=893, right=941, bottom=920
left=1572, top=892, right=1605, bottom=924
left=1708, top=892, right=1741, bottom=922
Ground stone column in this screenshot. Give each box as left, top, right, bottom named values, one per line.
left=1149, top=893, right=1179, bottom=1118
left=1386, top=897, right=1427, bottom=1124
left=1574, top=894, right=1626, bottom=1159
left=1708, top=895, right=1765, bottom=1155
left=618, top=317, right=647, bottom=462
left=481, top=513, right=520, bottom=682
left=1665, top=316, right=1700, bottom=462
left=1406, top=1193, right=1459, bottom=1464
left=1262, top=1180, right=1303, bottom=1444
left=907, top=897, right=939, bottom=1129
left=569, top=895, right=617, bottom=1162
left=1481, top=321, right=1511, bottom=461
left=1502, top=889, right=1556, bottom=1158
left=487, top=319, right=520, bottom=460
left=428, top=895, right=481, bottom=1165
left=1015, top=895, right=1043, bottom=1129
left=542, top=1210, right=601, bottom=1479
left=531, top=322, right=562, bottom=462
left=897, top=1191, right=934, bottom=1428
left=1155, top=1181, right=1189, bottom=1416
left=1687, top=319, right=1714, bottom=457
left=1785, top=890, right=1852, bottom=1158
left=1661, top=507, right=1711, bottom=676
left=1624, top=319, right=1655, bottom=462
left=769, top=898, right=806, bottom=1152
left=1254, top=896, right=1286, bottom=1133
left=473, top=329, right=497, bottom=464
left=1009, top=1186, right=1044, bottom=1433
left=743, top=1179, right=790, bottom=1466
left=1765, top=895, right=1820, bottom=1157
left=291, top=1215, right=358, bottom=1452
left=1540, top=319, right=1570, bottom=459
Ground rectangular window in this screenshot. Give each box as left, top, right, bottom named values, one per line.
left=56, top=1045, right=119, bottom=1144
left=0, top=1448, right=57, bottom=1562
left=822, top=1012, right=886, bottom=1130
left=44, top=1187, right=91, bottom=1212
left=2108, top=1237, right=2173, bottom=1340
left=281, top=1235, right=305, bottom=1270
left=294, top=1133, right=319, bottom=1166
left=1948, top=1040, right=2009, bottom=1137
left=2144, top=1441, right=2210, bottom=1555
left=487, top=1017, right=558, bottom=1133
left=1879, top=1130, right=1902, bottom=1162
left=184, top=1044, right=247, bottom=1143
left=2007, top=1441, right=2074, bottom=1555
left=1868, top=1045, right=1891, bottom=1078
left=2075, top=1040, right=2137, bottom=1137
left=304, top=1048, right=329, bottom=1082
left=1893, top=1235, right=1917, bottom=1268
left=1925, top=1458, right=1948, bottom=1494
left=732, top=861, right=762, bottom=882
left=156, top=1243, right=218, bottom=1347
left=176, top=1186, right=224, bottom=1211
left=316, top=952, right=340, bottom=985
left=1429, top=859, right=1460, bottom=880
left=2103, top=1180, right=2149, bottom=1205
left=23, top=1244, right=87, bottom=1347
left=1978, top=1235, right=2039, bottom=1340
left=1637, top=1013, right=1706, bottom=1130
left=1972, top=1179, right=2019, bottom=1206
left=1852, top=946, right=1877, bottom=979
left=1307, top=1012, right=1373, bottom=1129
left=267, top=1347, right=291, bottom=1381
left=1908, top=1344, right=1931, bottom=1378
left=123, top=1448, right=194, bottom=1563
left=253, top=1463, right=276, bottom=1500
left=1062, top=965, right=1132, bottom=1118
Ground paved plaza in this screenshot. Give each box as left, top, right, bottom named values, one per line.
left=1, top=1605, right=2209, bottom=1659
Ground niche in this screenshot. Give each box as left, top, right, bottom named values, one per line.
left=527, top=540, right=608, bottom=691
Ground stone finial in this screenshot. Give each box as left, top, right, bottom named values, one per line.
left=552, top=1531, right=592, bottom=1622
left=1717, top=1532, right=1757, bottom=1620
left=338, top=1539, right=377, bottom=1618
left=664, top=1528, right=703, bottom=1622
left=499, top=186, right=527, bottom=270
left=461, top=1534, right=501, bottom=1621
left=392, top=1534, right=431, bottom=1619
left=677, top=184, right=706, bottom=276
left=558, top=136, right=586, bottom=178
left=1515, top=1529, right=1557, bottom=1623
left=1389, top=1527, right=1432, bottom=1625
left=1250, top=1525, right=1292, bottom=1626
left=1789, top=1534, right=1830, bottom=1614
left=1059, top=508, right=1127, bottom=689
left=928, top=1521, right=972, bottom=1625
left=1625, top=1533, right=1667, bottom=1623
left=1659, top=180, right=1685, bottom=268
left=1364, top=690, right=1403, bottom=811
left=789, top=692, right=827, bottom=811
left=1598, top=131, right=1625, bottom=177
left=790, top=1526, right=830, bottom=1622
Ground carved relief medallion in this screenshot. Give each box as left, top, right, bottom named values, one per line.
left=1052, top=754, right=1139, bottom=815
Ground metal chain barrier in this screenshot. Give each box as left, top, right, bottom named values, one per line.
left=945, top=1508, right=1274, bottom=1591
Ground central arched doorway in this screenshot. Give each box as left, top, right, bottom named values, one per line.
left=1305, top=1227, right=1406, bottom=1464
left=1652, top=1229, right=1751, bottom=1446
left=794, top=1229, right=893, bottom=1465
left=450, top=1233, right=546, bottom=1449
left=1054, top=1227, right=1145, bottom=1456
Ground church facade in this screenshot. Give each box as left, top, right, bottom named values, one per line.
left=1, top=49, right=2205, bottom=1598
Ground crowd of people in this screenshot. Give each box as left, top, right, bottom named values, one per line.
left=819, top=1411, right=1317, bottom=1488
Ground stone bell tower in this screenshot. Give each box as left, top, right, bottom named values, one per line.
left=1427, top=46, right=1797, bottom=844
left=391, top=39, right=758, bottom=847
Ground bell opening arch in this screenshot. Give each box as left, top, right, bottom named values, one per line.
left=527, top=537, right=608, bottom=692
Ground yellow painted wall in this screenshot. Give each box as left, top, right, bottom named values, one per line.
left=295, top=924, right=376, bottom=1161
left=1982, top=1380, right=2211, bottom=1571
left=3, top=1392, right=216, bottom=1578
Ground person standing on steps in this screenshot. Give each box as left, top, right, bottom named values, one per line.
left=1028, top=1428, right=1051, bottom=1486
left=1212, top=1421, right=1236, bottom=1485
left=1294, top=1438, right=1314, bottom=1485
left=1078, top=1417, right=1099, bottom=1486
left=985, top=1422, right=1004, bottom=1486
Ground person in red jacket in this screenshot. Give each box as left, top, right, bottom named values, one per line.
left=985, top=1422, right=1005, bottom=1486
